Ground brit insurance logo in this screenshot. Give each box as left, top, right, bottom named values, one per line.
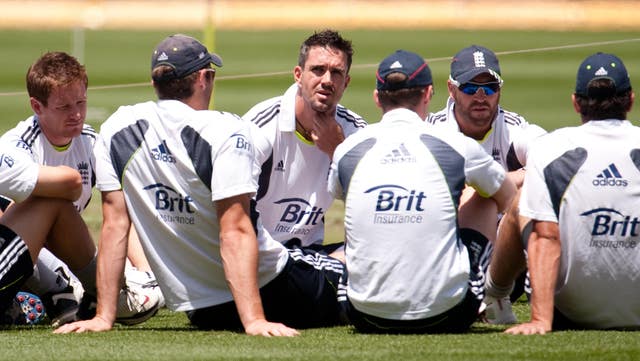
left=380, top=143, right=416, bottom=164
left=230, top=133, right=252, bottom=154
left=581, top=208, right=639, bottom=249
left=151, top=140, right=176, bottom=163
left=365, top=184, right=426, bottom=225
left=272, top=198, right=324, bottom=236
left=593, top=163, right=628, bottom=187
left=143, top=183, right=195, bottom=225
left=0, top=153, right=15, bottom=169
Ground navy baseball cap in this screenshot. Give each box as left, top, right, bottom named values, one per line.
left=151, top=34, right=223, bottom=82
left=376, top=50, right=432, bottom=91
left=450, top=45, right=503, bottom=86
left=575, top=52, right=631, bottom=97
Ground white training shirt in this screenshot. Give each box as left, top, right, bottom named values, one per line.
left=329, top=108, right=505, bottom=320
left=427, top=97, right=546, bottom=171
left=94, top=100, right=289, bottom=312
left=0, top=142, right=39, bottom=203
left=243, top=83, right=367, bottom=247
left=0, top=116, right=97, bottom=211
left=520, top=119, right=640, bottom=329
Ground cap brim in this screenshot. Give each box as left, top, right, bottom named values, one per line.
left=453, top=68, right=502, bottom=85
left=210, top=53, right=223, bottom=67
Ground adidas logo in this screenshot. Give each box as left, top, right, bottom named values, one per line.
left=593, top=163, right=627, bottom=187
left=594, top=67, right=608, bottom=76
left=380, top=143, right=416, bottom=164
left=151, top=140, right=176, bottom=163
left=157, top=52, right=169, bottom=61
left=389, top=60, right=403, bottom=69
left=275, top=160, right=285, bottom=172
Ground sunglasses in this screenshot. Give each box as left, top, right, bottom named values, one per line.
left=458, top=82, right=501, bottom=96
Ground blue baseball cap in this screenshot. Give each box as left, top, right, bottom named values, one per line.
left=376, top=50, right=432, bottom=91
left=575, top=52, right=631, bottom=97
left=450, top=45, right=503, bottom=86
left=151, top=34, right=223, bottom=82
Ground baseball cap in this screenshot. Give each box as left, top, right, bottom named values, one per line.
left=450, top=45, right=503, bottom=86
left=151, top=34, right=223, bottom=82
left=376, top=50, right=432, bottom=91
left=575, top=52, right=631, bottom=97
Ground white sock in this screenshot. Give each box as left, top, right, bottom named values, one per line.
left=24, top=248, right=72, bottom=295
left=485, top=271, right=514, bottom=299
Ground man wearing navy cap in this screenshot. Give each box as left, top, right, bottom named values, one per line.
left=56, top=34, right=347, bottom=336
left=505, top=52, right=640, bottom=334
left=428, top=45, right=548, bottom=324
left=328, top=50, right=515, bottom=333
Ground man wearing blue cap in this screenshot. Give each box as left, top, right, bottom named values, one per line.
left=505, top=52, right=639, bottom=334
left=428, top=45, right=548, bottom=324
left=328, top=50, right=516, bottom=333
left=56, top=34, right=347, bottom=336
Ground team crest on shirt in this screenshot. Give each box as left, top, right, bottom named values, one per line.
left=491, top=147, right=500, bottom=161
left=580, top=208, right=639, bottom=249
left=77, top=161, right=90, bottom=185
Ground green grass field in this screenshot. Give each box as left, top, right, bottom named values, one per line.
left=1, top=28, right=639, bottom=360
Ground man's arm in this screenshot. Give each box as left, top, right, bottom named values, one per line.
left=490, top=175, right=517, bottom=214
left=33, top=165, right=83, bottom=201
left=506, top=168, right=526, bottom=189
left=505, top=220, right=560, bottom=335
left=54, top=190, right=130, bottom=333
left=216, top=193, right=298, bottom=337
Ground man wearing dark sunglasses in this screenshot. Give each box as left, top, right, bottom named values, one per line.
left=427, top=45, right=547, bottom=325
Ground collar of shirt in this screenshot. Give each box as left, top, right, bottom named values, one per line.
left=379, top=107, right=425, bottom=125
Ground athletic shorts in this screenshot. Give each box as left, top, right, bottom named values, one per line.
left=0, top=224, right=33, bottom=310
left=0, top=196, right=12, bottom=212
left=282, top=237, right=344, bottom=255
left=187, top=247, right=346, bottom=330
left=340, top=228, right=489, bottom=334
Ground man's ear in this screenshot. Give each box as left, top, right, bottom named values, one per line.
left=293, top=66, right=302, bottom=84
left=30, top=97, right=43, bottom=115
left=447, top=80, right=457, bottom=99
left=373, top=89, right=381, bottom=109
left=571, top=93, right=581, bottom=114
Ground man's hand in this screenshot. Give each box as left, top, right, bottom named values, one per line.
left=310, top=112, right=344, bottom=158
left=53, top=316, right=113, bottom=334
left=505, top=320, right=551, bottom=335
left=244, top=319, right=300, bottom=337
